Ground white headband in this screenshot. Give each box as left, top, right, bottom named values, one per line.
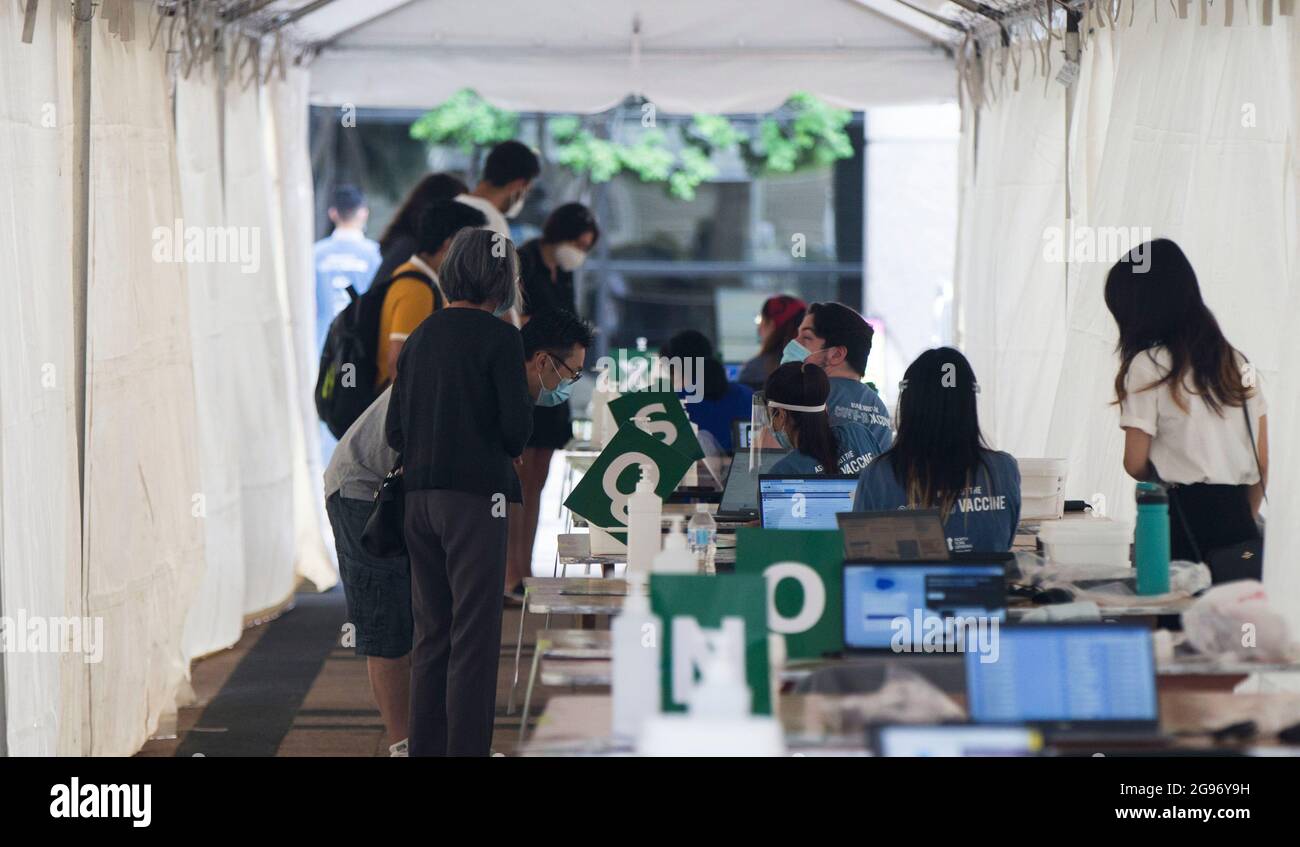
left=767, top=400, right=827, bottom=413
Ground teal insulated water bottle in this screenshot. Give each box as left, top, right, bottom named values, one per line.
left=1134, top=482, right=1171, bottom=596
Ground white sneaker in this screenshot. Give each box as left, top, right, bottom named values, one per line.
left=389, top=738, right=409, bottom=757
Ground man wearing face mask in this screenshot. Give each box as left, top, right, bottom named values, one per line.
left=505, top=205, right=600, bottom=599
left=454, top=140, right=541, bottom=240
left=325, top=302, right=582, bottom=757
left=505, top=305, right=595, bottom=599
left=781, top=301, right=893, bottom=451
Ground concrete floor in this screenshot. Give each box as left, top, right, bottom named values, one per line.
left=138, top=586, right=579, bottom=757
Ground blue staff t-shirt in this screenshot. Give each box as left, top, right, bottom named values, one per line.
left=827, top=377, right=893, bottom=450
left=315, top=230, right=382, bottom=350
left=852, top=449, right=1021, bottom=553
left=682, top=382, right=754, bottom=453
left=771, top=422, right=884, bottom=476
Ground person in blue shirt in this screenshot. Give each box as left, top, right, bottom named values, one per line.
left=764, top=362, right=884, bottom=476
left=852, top=347, right=1020, bottom=553
left=315, top=185, right=382, bottom=350
left=781, top=301, right=893, bottom=451
left=661, top=329, right=753, bottom=453
left=315, top=185, right=382, bottom=462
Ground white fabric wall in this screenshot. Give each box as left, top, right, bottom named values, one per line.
left=2, top=5, right=331, bottom=753
left=958, top=8, right=1299, bottom=628
left=0, top=0, right=83, bottom=756
left=84, top=11, right=207, bottom=755
left=176, top=67, right=249, bottom=661
left=220, top=77, right=300, bottom=618
left=955, top=72, right=1070, bottom=457
left=265, top=67, right=336, bottom=592
left=1262, top=17, right=1300, bottom=634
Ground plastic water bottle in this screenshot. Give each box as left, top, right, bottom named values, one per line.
left=1134, top=482, right=1171, bottom=595
left=687, top=503, right=717, bottom=574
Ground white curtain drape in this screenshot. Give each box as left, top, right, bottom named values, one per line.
left=219, top=74, right=300, bottom=619
left=957, top=6, right=1299, bottom=629
left=176, top=66, right=248, bottom=662
left=265, top=66, right=336, bottom=592
left=0, top=0, right=82, bottom=757
left=955, top=71, right=1070, bottom=457
left=84, top=8, right=207, bottom=756
left=3, top=2, right=330, bottom=754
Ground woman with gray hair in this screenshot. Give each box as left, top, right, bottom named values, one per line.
left=385, top=227, right=533, bottom=756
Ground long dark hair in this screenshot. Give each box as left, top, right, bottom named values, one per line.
left=662, top=330, right=727, bottom=402
left=1105, top=239, right=1248, bottom=415
left=379, top=172, right=468, bottom=255
left=884, top=347, right=988, bottom=517
left=764, top=362, right=839, bottom=473
left=758, top=295, right=806, bottom=359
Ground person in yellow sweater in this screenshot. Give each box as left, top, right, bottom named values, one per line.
left=375, top=200, right=488, bottom=388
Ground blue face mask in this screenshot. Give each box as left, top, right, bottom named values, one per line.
left=536, top=357, right=573, bottom=407
left=781, top=339, right=816, bottom=365
left=774, top=428, right=792, bottom=450
left=493, top=299, right=513, bottom=318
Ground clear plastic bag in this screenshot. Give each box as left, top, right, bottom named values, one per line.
left=1182, top=580, right=1296, bottom=663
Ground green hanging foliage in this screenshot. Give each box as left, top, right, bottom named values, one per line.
left=410, top=89, right=854, bottom=201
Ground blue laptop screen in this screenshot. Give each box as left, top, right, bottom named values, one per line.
left=964, top=625, right=1158, bottom=724
left=759, top=477, right=857, bottom=530
left=843, top=563, right=1005, bottom=650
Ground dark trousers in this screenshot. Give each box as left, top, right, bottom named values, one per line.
left=405, top=489, right=509, bottom=756
left=1167, top=483, right=1259, bottom=564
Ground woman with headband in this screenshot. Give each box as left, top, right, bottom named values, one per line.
left=764, top=362, right=882, bottom=476
left=738, top=295, right=807, bottom=391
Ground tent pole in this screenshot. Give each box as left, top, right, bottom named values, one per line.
left=72, top=0, right=94, bottom=757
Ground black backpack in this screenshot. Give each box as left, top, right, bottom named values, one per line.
left=315, top=266, right=442, bottom=439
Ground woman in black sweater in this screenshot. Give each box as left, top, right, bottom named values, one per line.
left=385, top=228, right=532, bottom=756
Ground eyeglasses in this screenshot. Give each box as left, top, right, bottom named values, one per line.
left=547, top=353, right=583, bottom=385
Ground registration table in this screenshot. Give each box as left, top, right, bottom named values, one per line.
left=522, top=692, right=1300, bottom=757
left=507, top=577, right=1300, bottom=729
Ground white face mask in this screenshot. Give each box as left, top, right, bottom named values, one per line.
left=554, top=244, right=587, bottom=272
left=505, top=191, right=526, bottom=219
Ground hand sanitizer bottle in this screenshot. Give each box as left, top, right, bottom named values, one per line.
left=652, top=515, right=695, bottom=574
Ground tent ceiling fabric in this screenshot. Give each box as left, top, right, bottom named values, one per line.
left=275, top=0, right=958, bottom=112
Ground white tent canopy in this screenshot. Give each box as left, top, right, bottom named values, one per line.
left=293, top=0, right=962, bottom=112
left=5, top=0, right=1300, bottom=759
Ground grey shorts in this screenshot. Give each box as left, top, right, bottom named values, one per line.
left=326, top=492, right=413, bottom=658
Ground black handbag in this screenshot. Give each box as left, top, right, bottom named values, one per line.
left=1170, top=403, right=1265, bottom=584
left=361, top=460, right=406, bottom=558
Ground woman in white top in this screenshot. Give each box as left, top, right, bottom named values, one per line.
left=1105, top=239, right=1268, bottom=568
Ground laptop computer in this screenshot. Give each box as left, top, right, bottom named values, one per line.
left=731, top=419, right=755, bottom=453
left=963, top=623, right=1160, bottom=740
left=758, top=475, right=858, bottom=530
left=836, top=509, right=950, bottom=561
left=842, top=560, right=1007, bottom=653
left=713, top=449, right=786, bottom=521
left=873, top=724, right=1042, bottom=757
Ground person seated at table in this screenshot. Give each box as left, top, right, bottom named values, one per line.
left=764, top=362, right=882, bottom=476
left=737, top=294, right=806, bottom=390
left=783, top=302, right=893, bottom=450
left=660, top=329, right=753, bottom=453
left=851, top=347, right=1020, bottom=553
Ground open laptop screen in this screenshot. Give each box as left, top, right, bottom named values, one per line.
left=717, top=450, right=785, bottom=516
left=875, top=725, right=1042, bottom=757
left=842, top=562, right=1006, bottom=651
left=964, top=624, right=1158, bottom=727
left=758, top=475, right=857, bottom=530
